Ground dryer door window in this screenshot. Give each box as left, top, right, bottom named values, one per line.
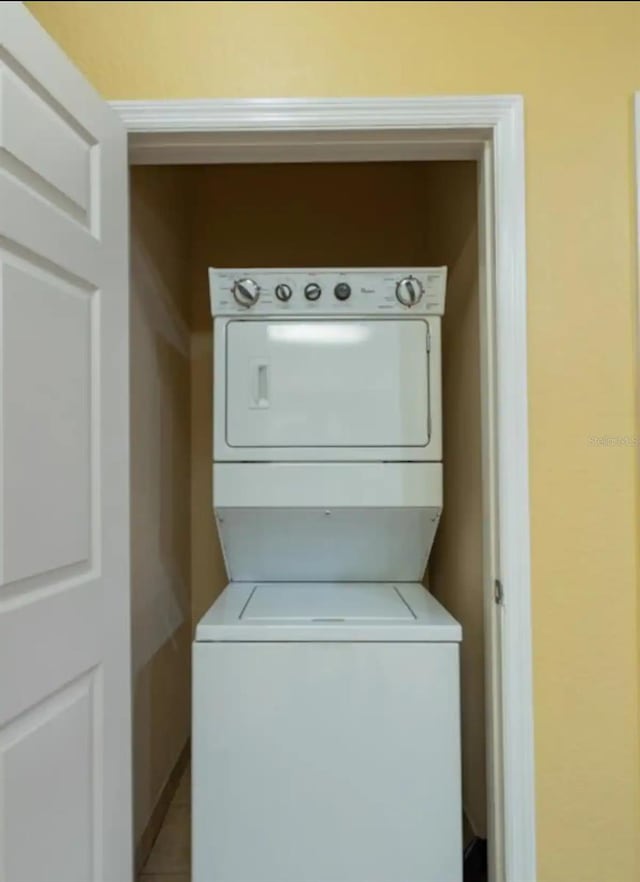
left=225, top=319, right=431, bottom=449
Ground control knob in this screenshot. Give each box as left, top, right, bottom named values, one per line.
left=232, top=278, right=260, bottom=308
left=334, top=282, right=352, bottom=301
left=304, top=282, right=322, bottom=301
left=395, top=276, right=424, bottom=308
left=275, top=283, right=293, bottom=302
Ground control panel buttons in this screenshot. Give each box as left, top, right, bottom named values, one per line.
left=211, top=268, right=446, bottom=316
left=275, top=283, right=293, bottom=302
left=232, top=278, right=260, bottom=308
left=395, top=276, right=424, bottom=308
left=304, top=282, right=322, bottom=301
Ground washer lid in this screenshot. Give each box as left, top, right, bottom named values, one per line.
left=195, top=582, right=462, bottom=643
left=241, top=582, right=415, bottom=623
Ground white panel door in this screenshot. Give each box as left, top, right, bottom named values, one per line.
left=225, top=319, right=431, bottom=448
left=0, top=5, right=131, bottom=881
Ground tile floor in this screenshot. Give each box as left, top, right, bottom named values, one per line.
left=139, top=764, right=191, bottom=882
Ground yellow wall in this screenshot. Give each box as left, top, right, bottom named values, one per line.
left=129, top=166, right=194, bottom=850
left=26, top=3, right=640, bottom=880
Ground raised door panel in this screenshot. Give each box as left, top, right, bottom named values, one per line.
left=0, top=62, right=94, bottom=226
left=1, top=671, right=99, bottom=882
left=1, top=259, right=93, bottom=586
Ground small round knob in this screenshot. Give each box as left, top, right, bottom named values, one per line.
left=274, top=283, right=293, bottom=302
left=395, top=276, right=424, bottom=308
left=232, top=278, right=260, bottom=308
left=334, top=282, right=351, bottom=301
left=304, top=282, right=322, bottom=301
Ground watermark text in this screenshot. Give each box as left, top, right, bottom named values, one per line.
left=589, top=435, right=640, bottom=447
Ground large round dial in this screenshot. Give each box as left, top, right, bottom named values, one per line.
left=395, top=276, right=424, bottom=308
left=304, top=282, right=322, bottom=301
left=334, top=282, right=352, bottom=301
left=232, top=278, right=260, bottom=308
left=275, top=283, right=293, bottom=302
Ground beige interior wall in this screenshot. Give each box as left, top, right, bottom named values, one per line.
left=189, top=159, right=483, bottom=831
left=189, top=161, right=477, bottom=626
left=425, top=165, right=484, bottom=836
left=130, top=165, right=194, bottom=843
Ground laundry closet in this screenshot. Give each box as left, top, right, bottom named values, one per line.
left=130, top=161, right=485, bottom=877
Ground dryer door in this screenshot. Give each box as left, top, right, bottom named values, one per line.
left=219, top=318, right=438, bottom=460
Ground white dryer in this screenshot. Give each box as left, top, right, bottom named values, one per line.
left=193, top=581, right=463, bottom=882
left=211, top=267, right=445, bottom=463
left=210, top=267, right=447, bottom=583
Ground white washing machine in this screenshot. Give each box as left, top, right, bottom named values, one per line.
left=193, top=582, right=462, bottom=882
left=193, top=268, right=463, bottom=882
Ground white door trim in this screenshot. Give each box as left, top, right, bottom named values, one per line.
left=111, top=95, right=535, bottom=882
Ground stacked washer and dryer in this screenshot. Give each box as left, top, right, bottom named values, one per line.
left=193, top=268, right=463, bottom=882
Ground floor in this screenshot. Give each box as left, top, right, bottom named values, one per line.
left=138, top=763, right=191, bottom=882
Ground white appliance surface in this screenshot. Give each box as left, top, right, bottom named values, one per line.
left=211, top=267, right=444, bottom=463
left=214, top=461, right=442, bottom=507
left=209, top=266, right=447, bottom=316
left=195, top=581, right=461, bottom=642
left=216, top=508, right=440, bottom=582
left=214, top=462, right=442, bottom=582
left=214, top=315, right=441, bottom=462
left=241, top=581, right=415, bottom=621
left=224, top=318, right=431, bottom=449
left=193, top=586, right=463, bottom=882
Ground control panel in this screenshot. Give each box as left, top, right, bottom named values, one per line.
left=209, top=267, right=447, bottom=316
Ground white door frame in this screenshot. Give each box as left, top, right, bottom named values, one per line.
left=111, top=95, right=535, bottom=882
